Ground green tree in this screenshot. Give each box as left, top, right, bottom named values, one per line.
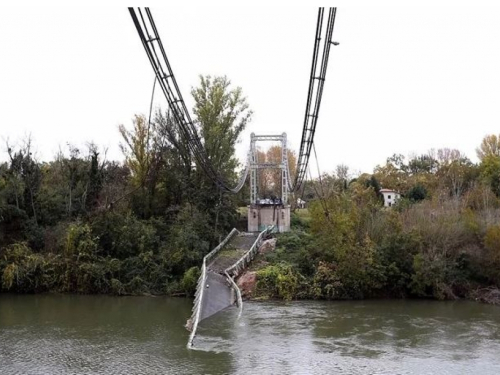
left=191, top=75, right=252, bottom=237
left=191, top=75, right=252, bottom=180
left=477, top=135, right=500, bottom=196
left=407, top=184, right=427, bottom=202
left=119, top=115, right=152, bottom=189
left=480, top=154, right=500, bottom=196
left=477, top=134, right=500, bottom=161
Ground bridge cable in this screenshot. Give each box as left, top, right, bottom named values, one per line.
left=129, top=7, right=337, bottom=197
left=307, top=167, right=330, bottom=220
left=129, top=8, right=251, bottom=194
left=294, top=8, right=337, bottom=192
left=106, top=74, right=158, bottom=210
left=312, top=142, right=326, bottom=200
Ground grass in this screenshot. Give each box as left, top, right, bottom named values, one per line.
left=294, top=208, right=311, bottom=222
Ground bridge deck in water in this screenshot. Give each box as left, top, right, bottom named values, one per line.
left=200, top=233, right=258, bottom=321
left=188, top=227, right=272, bottom=348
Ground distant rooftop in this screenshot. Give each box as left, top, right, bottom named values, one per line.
left=380, top=189, right=399, bottom=193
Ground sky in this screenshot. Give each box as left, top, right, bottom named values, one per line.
left=1, top=6, right=500, bottom=176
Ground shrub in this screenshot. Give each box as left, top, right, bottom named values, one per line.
left=110, top=278, right=125, bottom=295
left=484, top=225, right=500, bottom=284
left=256, top=263, right=301, bottom=300
left=181, top=266, right=201, bottom=296
left=0, top=242, right=50, bottom=292
left=311, top=261, right=340, bottom=299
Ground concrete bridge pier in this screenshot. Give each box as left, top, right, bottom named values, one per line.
left=248, top=205, right=290, bottom=233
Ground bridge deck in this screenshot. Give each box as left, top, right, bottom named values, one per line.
left=195, top=233, right=259, bottom=323
left=188, top=227, right=272, bottom=348
left=208, top=233, right=258, bottom=273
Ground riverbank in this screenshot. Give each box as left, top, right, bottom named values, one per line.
left=235, top=204, right=500, bottom=306
left=236, top=238, right=500, bottom=306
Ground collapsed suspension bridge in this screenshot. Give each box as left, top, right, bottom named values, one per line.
left=128, top=7, right=338, bottom=348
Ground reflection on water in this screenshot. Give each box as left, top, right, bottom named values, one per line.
left=1, top=295, right=500, bottom=374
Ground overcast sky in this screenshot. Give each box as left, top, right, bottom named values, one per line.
left=1, top=7, right=500, bottom=176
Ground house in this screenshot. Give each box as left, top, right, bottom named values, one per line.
left=380, top=189, right=401, bottom=207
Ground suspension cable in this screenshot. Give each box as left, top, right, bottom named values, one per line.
left=312, top=142, right=326, bottom=200
left=129, top=7, right=337, bottom=197
left=293, top=8, right=337, bottom=192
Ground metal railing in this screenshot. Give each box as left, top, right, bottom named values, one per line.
left=187, top=225, right=274, bottom=349
left=225, top=225, right=275, bottom=279
left=224, top=269, right=243, bottom=319
left=187, top=228, right=239, bottom=348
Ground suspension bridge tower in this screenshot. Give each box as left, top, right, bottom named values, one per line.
left=247, top=133, right=291, bottom=233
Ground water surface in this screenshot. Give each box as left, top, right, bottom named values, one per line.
left=1, top=295, right=499, bottom=374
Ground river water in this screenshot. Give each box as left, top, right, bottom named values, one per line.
left=1, top=295, right=499, bottom=374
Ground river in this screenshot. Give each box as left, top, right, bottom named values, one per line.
left=1, top=295, right=499, bottom=374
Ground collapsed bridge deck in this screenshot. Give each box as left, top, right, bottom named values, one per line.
left=187, top=227, right=273, bottom=348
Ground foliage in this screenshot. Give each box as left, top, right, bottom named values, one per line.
left=256, top=263, right=302, bottom=300
left=181, top=266, right=201, bottom=296
left=477, top=134, right=500, bottom=161
left=484, top=225, right=500, bottom=284
left=1, top=242, right=49, bottom=292
left=2, top=82, right=500, bottom=306
left=256, top=159, right=500, bottom=301
left=479, top=154, right=500, bottom=196
left=0, top=75, right=249, bottom=296
left=407, top=184, right=427, bottom=202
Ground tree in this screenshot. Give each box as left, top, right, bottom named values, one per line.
left=480, top=154, right=500, bottom=196
left=437, top=148, right=465, bottom=165
left=6, top=137, right=41, bottom=224
left=407, top=184, right=427, bottom=202
left=476, top=136, right=500, bottom=197
left=85, top=145, right=105, bottom=213
left=191, top=75, right=252, bottom=237
left=191, top=75, right=252, bottom=181
left=335, top=164, right=349, bottom=191
left=407, top=154, right=438, bottom=175
left=119, top=114, right=153, bottom=188
left=477, top=134, right=500, bottom=161
left=119, top=114, right=167, bottom=218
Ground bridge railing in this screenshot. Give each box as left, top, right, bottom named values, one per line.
left=187, top=225, right=274, bottom=349
left=222, top=226, right=274, bottom=319
left=187, top=228, right=239, bottom=348
left=225, top=225, right=275, bottom=279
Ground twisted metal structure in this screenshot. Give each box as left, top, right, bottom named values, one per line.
left=187, top=228, right=239, bottom=348
left=187, top=225, right=274, bottom=349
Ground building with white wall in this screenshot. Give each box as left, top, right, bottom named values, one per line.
left=380, top=189, right=401, bottom=207
left=296, top=198, right=306, bottom=209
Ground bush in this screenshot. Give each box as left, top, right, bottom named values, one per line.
left=256, top=263, right=302, bottom=300
left=181, top=266, right=201, bottom=296
left=267, top=229, right=316, bottom=276
left=484, top=225, right=500, bottom=283
left=375, top=231, right=421, bottom=296
left=312, top=261, right=341, bottom=299
left=410, top=252, right=453, bottom=299
left=0, top=242, right=51, bottom=293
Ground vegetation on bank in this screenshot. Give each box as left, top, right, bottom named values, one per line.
left=0, top=75, right=250, bottom=296
left=255, top=141, right=500, bottom=302
left=1, top=72, right=500, bottom=303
